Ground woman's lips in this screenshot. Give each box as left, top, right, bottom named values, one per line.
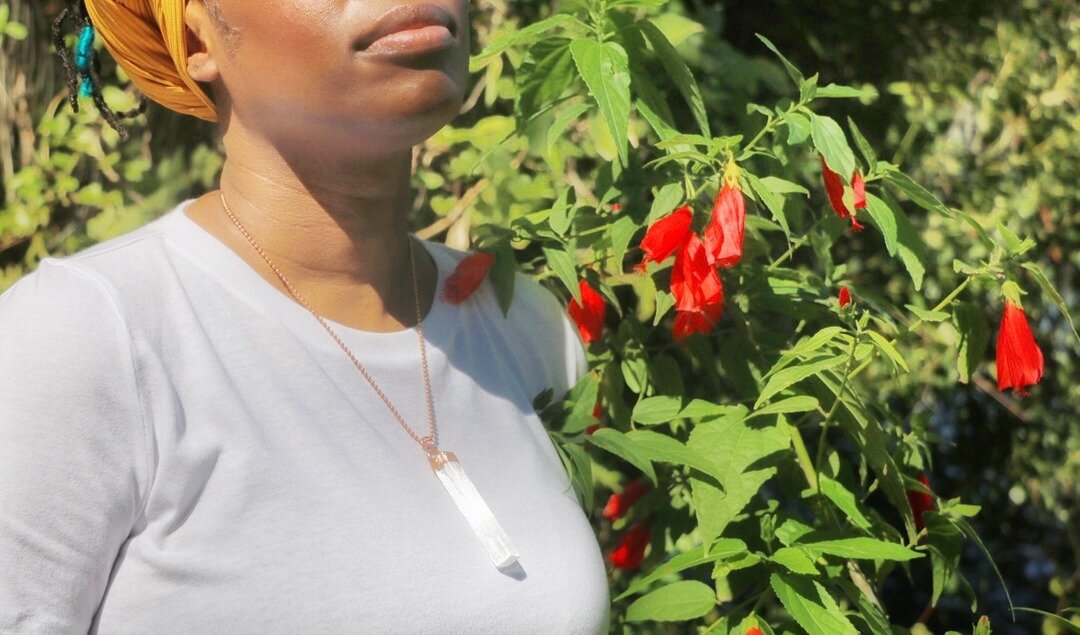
left=364, top=24, right=455, bottom=57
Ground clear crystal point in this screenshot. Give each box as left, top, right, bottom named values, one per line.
left=423, top=439, right=519, bottom=568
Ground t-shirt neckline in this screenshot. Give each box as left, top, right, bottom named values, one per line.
left=154, top=199, right=459, bottom=358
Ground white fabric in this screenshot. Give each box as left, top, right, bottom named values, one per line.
left=0, top=201, right=610, bottom=634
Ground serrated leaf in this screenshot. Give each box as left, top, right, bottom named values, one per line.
left=782, top=111, right=812, bottom=145
left=863, top=192, right=898, bottom=256
left=770, top=573, right=858, bottom=635
left=546, top=102, right=592, bottom=154
left=626, top=429, right=726, bottom=485
left=689, top=408, right=789, bottom=542
left=570, top=38, right=631, bottom=165
left=799, top=537, right=924, bottom=561
left=771, top=547, right=818, bottom=575
left=906, top=305, right=951, bottom=323
left=473, top=13, right=576, bottom=68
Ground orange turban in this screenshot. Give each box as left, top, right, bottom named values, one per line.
left=83, top=0, right=218, bottom=122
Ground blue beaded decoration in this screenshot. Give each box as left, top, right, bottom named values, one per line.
left=75, top=25, right=95, bottom=97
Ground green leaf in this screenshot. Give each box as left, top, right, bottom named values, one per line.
left=954, top=303, right=990, bottom=384
left=782, top=111, right=812, bottom=145
left=814, top=83, right=877, bottom=100
left=689, top=408, right=790, bottom=542
left=488, top=240, right=518, bottom=317
left=557, top=441, right=594, bottom=515
left=883, top=169, right=954, bottom=218
left=1022, top=262, right=1080, bottom=345
left=925, top=512, right=964, bottom=607
left=546, top=102, right=593, bottom=154
left=586, top=427, right=658, bottom=486
left=547, top=187, right=574, bottom=236
left=632, top=395, right=683, bottom=425
left=818, top=475, right=872, bottom=531
left=1014, top=608, right=1080, bottom=634
left=862, top=192, right=898, bottom=256
left=609, top=214, right=638, bottom=276
left=570, top=38, right=632, bottom=165
left=770, top=547, right=819, bottom=575
left=770, top=573, right=858, bottom=635
left=542, top=245, right=580, bottom=304
left=810, top=114, right=857, bottom=180
left=564, top=371, right=601, bottom=434
left=755, top=34, right=804, bottom=87
left=800, top=537, right=924, bottom=561
left=638, top=21, right=710, bottom=137
left=472, top=14, right=576, bottom=68
left=866, top=331, right=909, bottom=373
left=743, top=171, right=792, bottom=237
left=756, top=355, right=848, bottom=408
left=868, top=192, right=928, bottom=290
left=614, top=538, right=748, bottom=602
left=625, top=581, right=716, bottom=622
left=750, top=396, right=819, bottom=419
left=760, top=176, right=809, bottom=197
left=626, top=429, right=726, bottom=485
left=847, top=117, right=878, bottom=170
left=906, top=305, right=951, bottom=323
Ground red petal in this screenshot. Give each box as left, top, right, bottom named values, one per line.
left=671, top=234, right=723, bottom=313
left=852, top=171, right=867, bottom=209
left=746, top=629, right=765, bottom=635
left=610, top=522, right=650, bottom=570
left=567, top=279, right=607, bottom=344
left=820, top=154, right=850, bottom=219
left=704, top=184, right=746, bottom=268
left=839, top=286, right=852, bottom=308
left=906, top=473, right=934, bottom=533
left=441, top=251, right=495, bottom=304
left=639, top=205, right=693, bottom=267
left=602, top=479, right=650, bottom=520
left=996, top=300, right=1044, bottom=394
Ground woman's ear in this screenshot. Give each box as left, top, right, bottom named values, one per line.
left=184, top=1, right=221, bottom=83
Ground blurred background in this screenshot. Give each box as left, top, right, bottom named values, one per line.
left=1, top=0, right=1075, bottom=631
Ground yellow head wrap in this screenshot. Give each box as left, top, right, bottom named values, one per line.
left=83, top=0, right=218, bottom=122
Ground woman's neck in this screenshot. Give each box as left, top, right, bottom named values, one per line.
left=183, top=127, right=439, bottom=333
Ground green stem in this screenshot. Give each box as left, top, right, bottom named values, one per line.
left=814, top=336, right=861, bottom=490
left=848, top=276, right=973, bottom=381
left=786, top=416, right=818, bottom=491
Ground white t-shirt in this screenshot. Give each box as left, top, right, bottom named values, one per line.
left=0, top=201, right=611, bottom=634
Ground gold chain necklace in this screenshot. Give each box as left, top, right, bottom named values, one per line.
left=218, top=192, right=520, bottom=569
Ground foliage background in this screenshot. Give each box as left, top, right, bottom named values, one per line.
left=1, top=0, right=1076, bottom=632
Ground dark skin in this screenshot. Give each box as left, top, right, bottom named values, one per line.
left=181, top=0, right=470, bottom=333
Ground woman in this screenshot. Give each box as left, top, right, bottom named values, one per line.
left=0, top=0, right=611, bottom=632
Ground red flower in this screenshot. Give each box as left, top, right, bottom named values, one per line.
left=602, top=479, right=650, bottom=521
left=610, top=203, right=623, bottom=213
left=584, top=423, right=600, bottom=435
left=670, top=233, right=724, bottom=340
left=704, top=162, right=746, bottom=268
left=839, top=286, right=852, bottom=308
left=852, top=171, right=867, bottom=210
left=610, top=522, right=650, bottom=570
left=746, top=629, right=765, bottom=635
left=996, top=299, right=1044, bottom=395
left=592, top=401, right=602, bottom=419
left=441, top=251, right=495, bottom=304
left=568, top=279, right=607, bottom=344
left=907, top=473, right=934, bottom=533
left=634, top=205, right=693, bottom=273
left=819, top=154, right=864, bottom=232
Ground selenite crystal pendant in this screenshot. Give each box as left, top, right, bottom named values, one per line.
left=422, top=437, right=520, bottom=569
